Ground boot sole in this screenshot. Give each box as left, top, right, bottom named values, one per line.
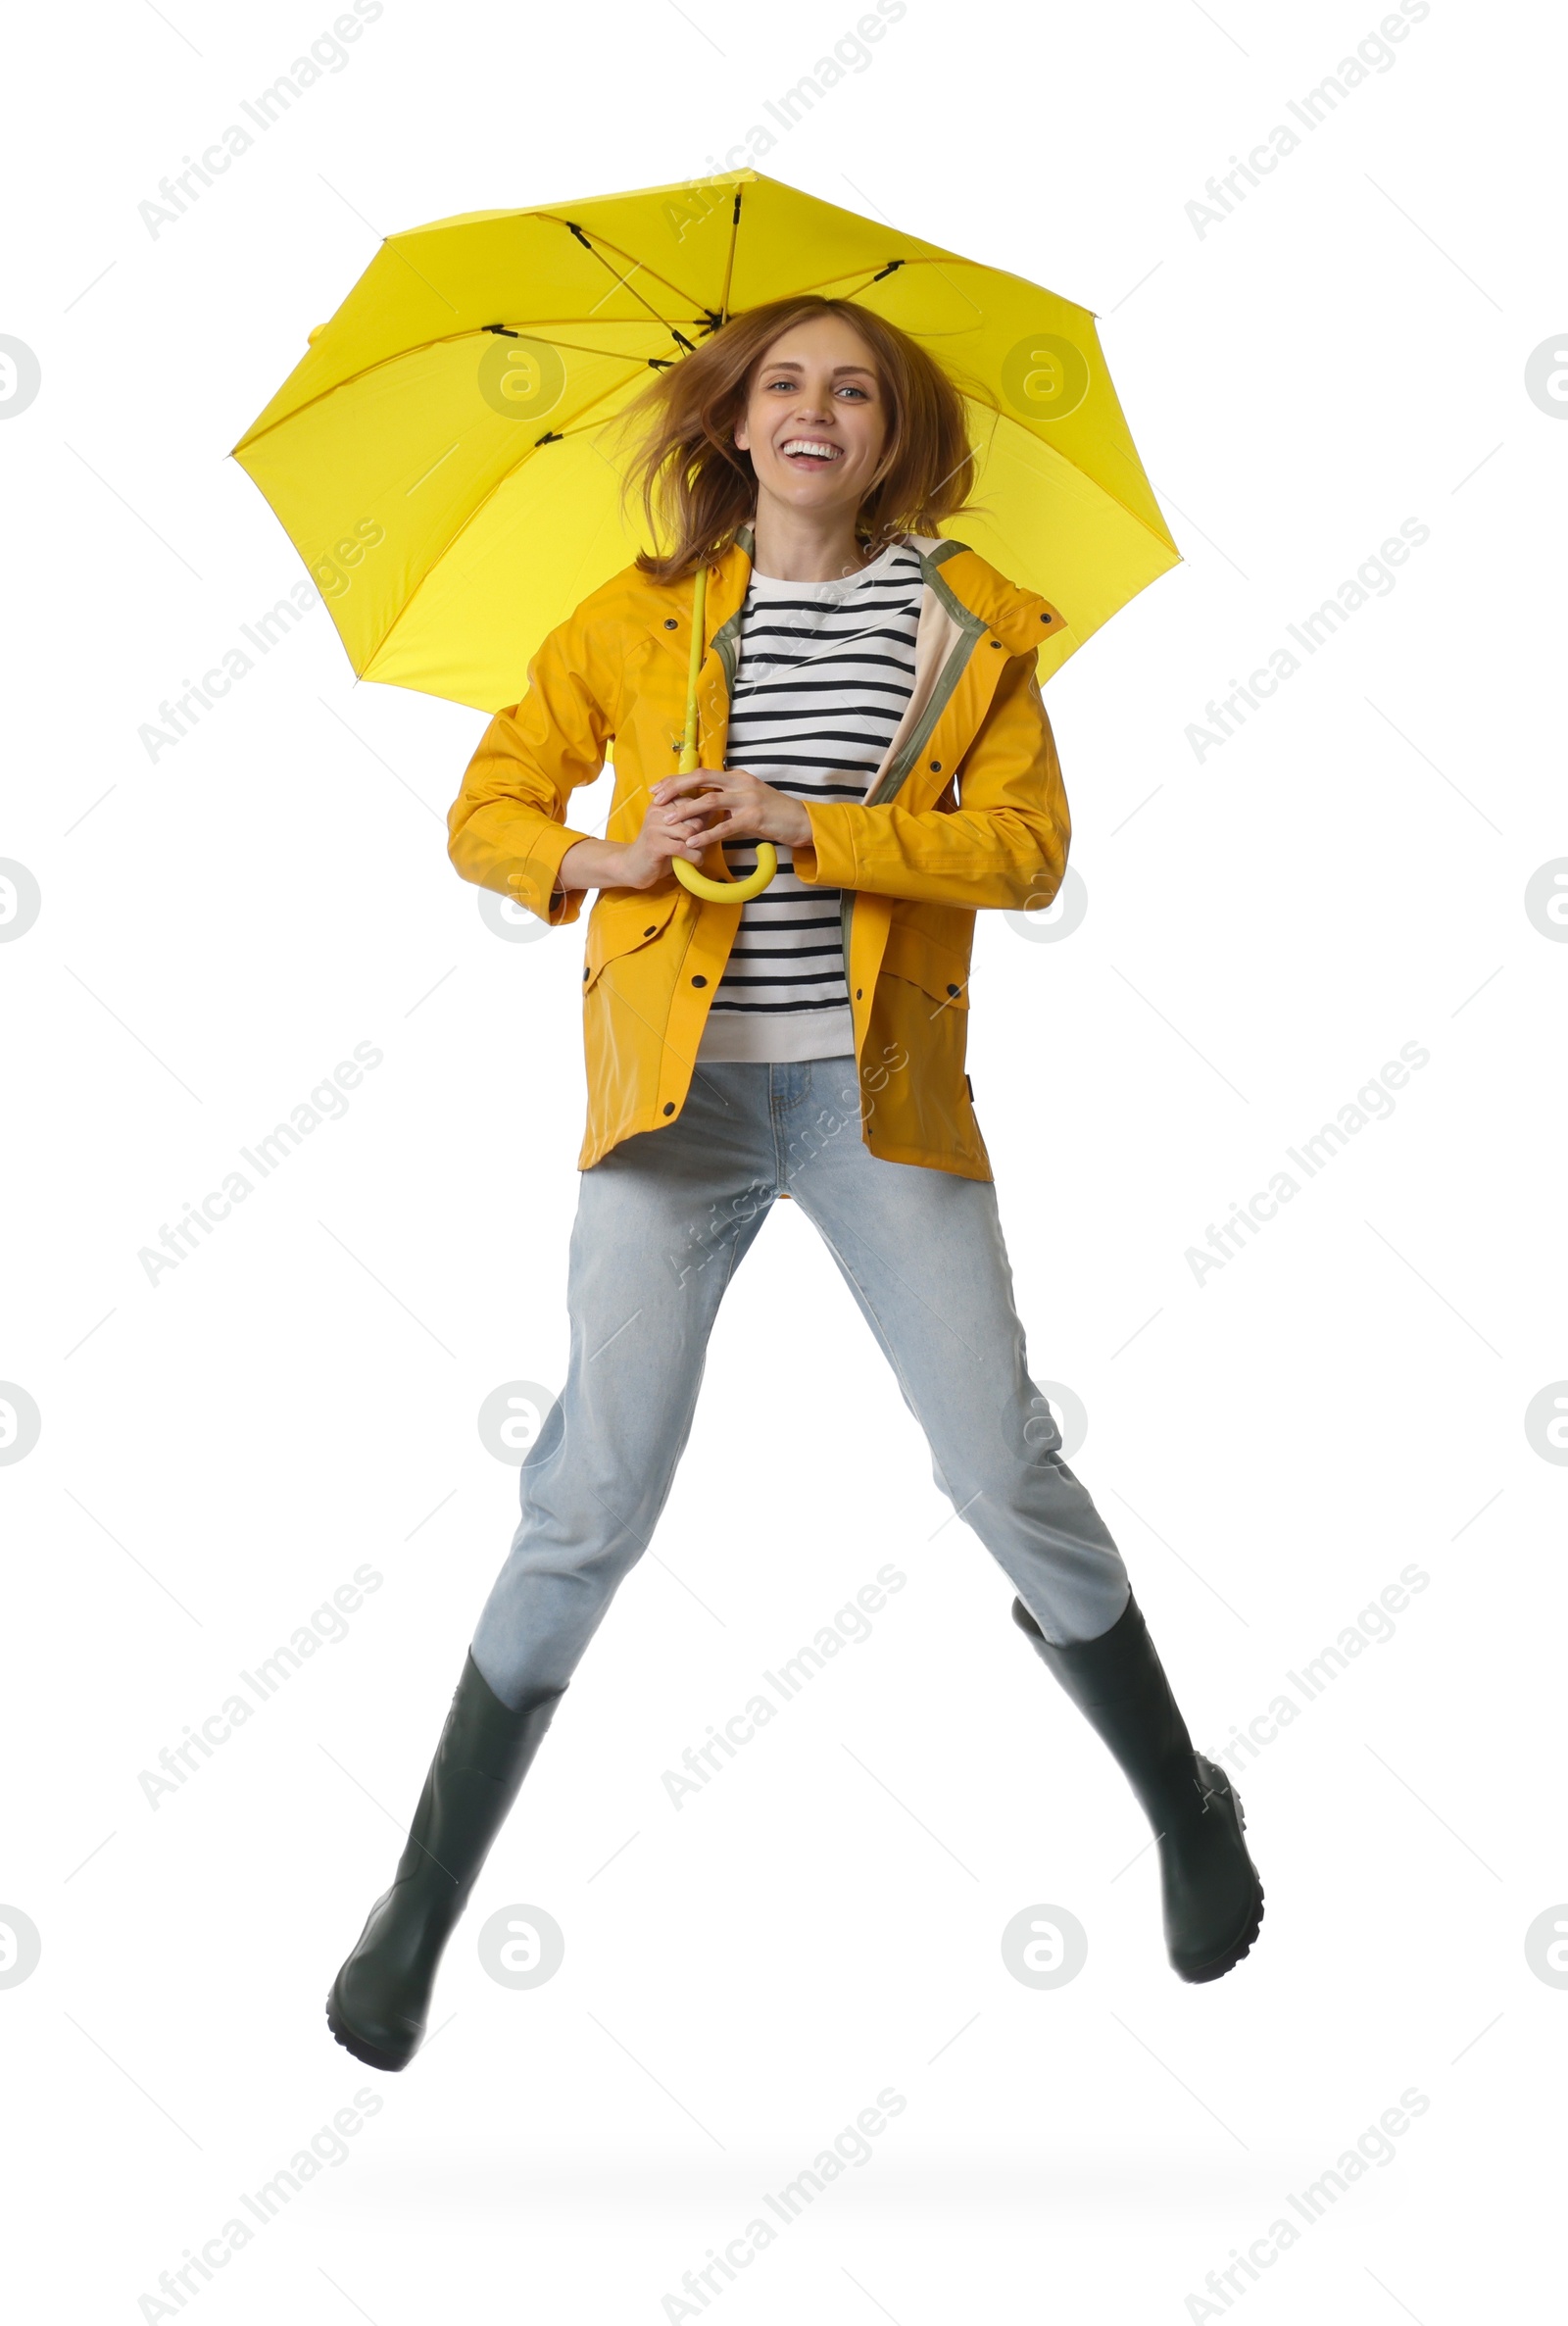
left=1177, top=1880, right=1265, bottom=1984
left=1173, top=1760, right=1265, bottom=1985
left=324, top=1984, right=416, bottom=2074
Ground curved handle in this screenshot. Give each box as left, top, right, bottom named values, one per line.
left=669, top=554, right=778, bottom=905
left=674, top=842, right=777, bottom=904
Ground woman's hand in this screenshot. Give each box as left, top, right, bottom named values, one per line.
left=609, top=800, right=711, bottom=888
left=652, top=769, right=812, bottom=852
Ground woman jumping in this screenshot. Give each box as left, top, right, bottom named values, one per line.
left=326, top=293, right=1264, bottom=2074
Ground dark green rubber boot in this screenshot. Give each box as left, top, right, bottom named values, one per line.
left=1011, top=1594, right=1263, bottom=1983
left=326, top=1652, right=565, bottom=2071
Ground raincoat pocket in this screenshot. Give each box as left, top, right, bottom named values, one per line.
left=879, top=921, right=972, bottom=1011
left=582, top=885, right=683, bottom=994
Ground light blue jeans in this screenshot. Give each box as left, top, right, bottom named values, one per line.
left=469, top=1058, right=1132, bottom=1707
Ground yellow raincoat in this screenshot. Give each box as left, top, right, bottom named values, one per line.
left=447, top=523, right=1072, bottom=1181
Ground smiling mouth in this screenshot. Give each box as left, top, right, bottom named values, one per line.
left=778, top=439, right=843, bottom=465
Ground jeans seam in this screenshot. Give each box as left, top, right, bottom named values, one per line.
left=769, top=1062, right=787, bottom=1191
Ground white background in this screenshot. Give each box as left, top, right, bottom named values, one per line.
left=3, top=2, right=1563, bottom=2319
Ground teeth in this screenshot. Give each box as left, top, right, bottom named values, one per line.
left=781, top=440, right=839, bottom=460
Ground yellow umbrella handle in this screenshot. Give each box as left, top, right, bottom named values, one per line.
left=670, top=559, right=777, bottom=904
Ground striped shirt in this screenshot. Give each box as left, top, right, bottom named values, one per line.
left=695, top=538, right=923, bottom=1064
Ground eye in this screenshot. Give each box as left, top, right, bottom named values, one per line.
left=837, top=383, right=871, bottom=400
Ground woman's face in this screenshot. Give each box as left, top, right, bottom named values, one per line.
left=733, top=313, right=889, bottom=526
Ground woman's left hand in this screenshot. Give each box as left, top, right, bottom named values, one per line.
left=651, top=769, right=812, bottom=851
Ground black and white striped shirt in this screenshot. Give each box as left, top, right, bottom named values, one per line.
left=696, top=538, right=923, bottom=1063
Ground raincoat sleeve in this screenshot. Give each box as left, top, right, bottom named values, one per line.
left=790, top=651, right=1070, bottom=913
left=447, top=612, right=619, bottom=927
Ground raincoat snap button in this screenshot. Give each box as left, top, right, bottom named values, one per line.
left=662, top=1101, right=675, bottom=1115
left=643, top=924, right=656, bottom=937
left=663, top=619, right=678, bottom=629
left=1040, top=612, right=1052, bottom=622
left=929, top=760, right=942, bottom=771
left=582, top=966, right=589, bottom=980
left=990, top=639, right=1002, bottom=648
left=691, top=973, right=707, bottom=987
left=855, top=987, right=862, bottom=1000
left=947, top=983, right=960, bottom=997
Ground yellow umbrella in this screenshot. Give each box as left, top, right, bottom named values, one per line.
left=230, top=169, right=1178, bottom=903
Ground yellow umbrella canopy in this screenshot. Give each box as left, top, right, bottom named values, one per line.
left=230, top=169, right=1178, bottom=717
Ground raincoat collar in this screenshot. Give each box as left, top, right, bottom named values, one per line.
left=685, top=520, right=1062, bottom=658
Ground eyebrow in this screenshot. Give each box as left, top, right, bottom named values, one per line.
left=761, top=361, right=877, bottom=375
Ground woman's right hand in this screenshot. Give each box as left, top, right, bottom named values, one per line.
left=620, top=794, right=717, bottom=890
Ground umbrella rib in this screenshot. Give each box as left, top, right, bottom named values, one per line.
left=787, top=254, right=972, bottom=302
left=234, top=325, right=693, bottom=452
left=827, top=259, right=911, bottom=306
left=716, top=185, right=742, bottom=322
left=775, top=251, right=1078, bottom=332
left=532, top=212, right=720, bottom=347
left=492, top=331, right=692, bottom=361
